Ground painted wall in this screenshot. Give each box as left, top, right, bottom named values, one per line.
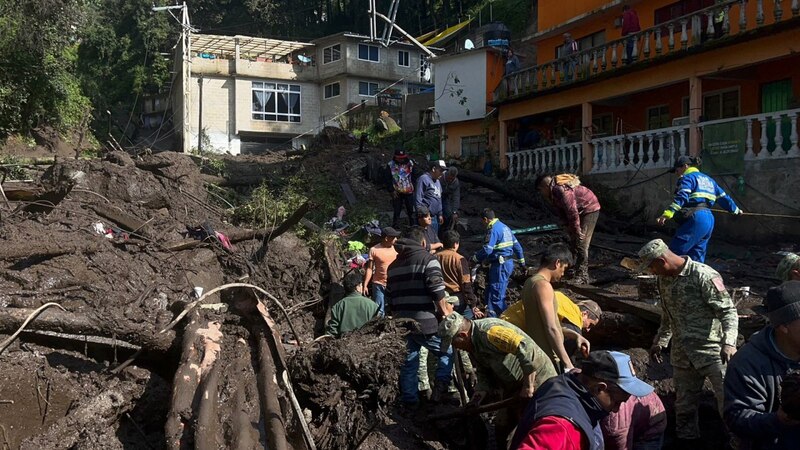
left=584, top=157, right=800, bottom=243
left=434, top=50, right=488, bottom=124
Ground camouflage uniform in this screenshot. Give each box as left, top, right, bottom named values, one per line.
left=653, top=256, right=739, bottom=440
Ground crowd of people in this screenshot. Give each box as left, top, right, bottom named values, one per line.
left=321, top=151, right=800, bottom=449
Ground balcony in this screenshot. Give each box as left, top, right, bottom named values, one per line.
left=507, top=108, right=800, bottom=178
left=495, top=0, right=799, bottom=103
left=191, top=56, right=317, bottom=82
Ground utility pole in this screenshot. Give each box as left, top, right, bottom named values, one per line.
left=197, top=75, right=203, bottom=153
left=152, top=2, right=195, bottom=153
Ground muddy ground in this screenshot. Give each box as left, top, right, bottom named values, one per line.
left=0, top=140, right=791, bottom=449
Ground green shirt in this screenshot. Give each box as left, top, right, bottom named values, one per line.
left=470, top=318, right=558, bottom=394
left=325, top=292, right=379, bottom=337
left=654, top=257, right=739, bottom=368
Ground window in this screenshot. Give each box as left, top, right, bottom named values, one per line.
left=592, top=114, right=613, bottom=136
left=703, top=89, right=739, bottom=121
left=251, top=82, right=301, bottom=123
left=556, top=30, right=605, bottom=58
left=323, top=44, right=341, bottom=64
left=324, top=82, right=340, bottom=99
left=398, top=50, right=410, bottom=67
left=358, top=81, right=380, bottom=96
left=358, top=44, right=379, bottom=62
left=646, top=105, right=671, bottom=130
left=461, top=135, right=486, bottom=158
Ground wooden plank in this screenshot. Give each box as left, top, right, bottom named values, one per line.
left=563, top=283, right=662, bottom=324
left=340, top=182, right=357, bottom=206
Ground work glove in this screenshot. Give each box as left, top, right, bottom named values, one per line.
left=518, top=258, right=526, bottom=266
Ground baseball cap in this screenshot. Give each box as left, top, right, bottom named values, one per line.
left=381, top=226, right=401, bottom=237
left=633, top=239, right=669, bottom=272
left=766, top=281, right=800, bottom=326
left=580, top=351, right=654, bottom=397
left=438, top=311, right=465, bottom=352
left=577, top=300, right=602, bottom=320
left=394, top=148, right=408, bottom=159
left=776, top=253, right=800, bottom=281
left=416, top=206, right=431, bottom=217
left=434, top=160, right=447, bottom=170
left=671, top=155, right=693, bottom=173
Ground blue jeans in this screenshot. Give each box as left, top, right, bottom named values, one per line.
left=430, top=215, right=441, bottom=236
left=669, top=208, right=714, bottom=263
left=371, top=283, right=386, bottom=317
left=400, top=333, right=453, bottom=404
left=485, top=259, right=514, bottom=317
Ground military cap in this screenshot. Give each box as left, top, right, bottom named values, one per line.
left=776, top=253, right=800, bottom=282
left=438, top=311, right=465, bottom=352
left=635, top=239, right=669, bottom=272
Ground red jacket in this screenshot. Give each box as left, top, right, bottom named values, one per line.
left=622, top=10, right=641, bottom=36
left=550, top=183, right=601, bottom=237
left=516, top=416, right=588, bottom=450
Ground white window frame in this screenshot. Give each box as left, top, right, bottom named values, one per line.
left=460, top=135, right=486, bottom=158
left=251, top=82, right=302, bottom=123
left=323, top=82, right=340, bottom=99
left=397, top=50, right=410, bottom=67
left=358, top=43, right=380, bottom=62
left=323, top=44, right=341, bottom=64
left=358, top=81, right=380, bottom=97
left=702, top=87, right=741, bottom=121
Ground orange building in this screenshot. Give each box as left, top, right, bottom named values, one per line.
left=493, top=0, right=800, bottom=179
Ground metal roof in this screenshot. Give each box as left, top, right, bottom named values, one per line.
left=192, top=34, right=314, bottom=59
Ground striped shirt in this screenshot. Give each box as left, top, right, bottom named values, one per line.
left=387, top=238, right=446, bottom=335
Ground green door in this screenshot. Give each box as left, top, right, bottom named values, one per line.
left=761, top=79, right=792, bottom=153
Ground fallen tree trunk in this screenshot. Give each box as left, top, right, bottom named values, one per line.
left=0, top=307, right=175, bottom=353
left=254, top=323, right=288, bottom=450
left=20, top=377, right=149, bottom=450
left=230, top=338, right=260, bottom=450
left=90, top=204, right=151, bottom=238
left=0, top=241, right=105, bottom=261
left=457, top=170, right=537, bottom=206
left=194, top=321, right=224, bottom=450
left=165, top=311, right=205, bottom=450
left=254, top=200, right=311, bottom=262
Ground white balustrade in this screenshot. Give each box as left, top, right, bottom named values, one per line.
left=590, top=125, right=691, bottom=174
left=697, top=108, right=800, bottom=160
left=507, top=143, right=584, bottom=179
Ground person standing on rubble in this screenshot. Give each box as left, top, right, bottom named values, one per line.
left=510, top=350, right=656, bottom=450
left=633, top=239, right=738, bottom=446
left=657, top=155, right=742, bottom=263
left=325, top=270, right=379, bottom=337
left=520, top=243, right=576, bottom=373
left=414, top=206, right=443, bottom=254
left=441, top=167, right=461, bottom=234
left=777, top=253, right=800, bottom=282
left=363, top=227, right=401, bottom=317
left=471, top=208, right=526, bottom=317
left=415, top=160, right=446, bottom=235
left=387, top=227, right=454, bottom=406
left=536, top=174, right=601, bottom=282
left=724, top=281, right=800, bottom=450
left=388, top=148, right=415, bottom=228
left=438, top=312, right=558, bottom=447
left=437, top=230, right=481, bottom=318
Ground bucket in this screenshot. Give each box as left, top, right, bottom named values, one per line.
left=637, top=275, right=659, bottom=305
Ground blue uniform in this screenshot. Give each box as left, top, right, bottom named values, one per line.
left=473, top=219, right=525, bottom=317
left=662, top=167, right=740, bottom=263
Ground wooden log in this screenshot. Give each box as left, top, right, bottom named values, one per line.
left=254, top=323, right=288, bottom=450
left=0, top=241, right=105, bottom=261
left=195, top=321, right=223, bottom=450
left=456, top=170, right=537, bottom=206
left=230, top=338, right=260, bottom=450
left=165, top=311, right=205, bottom=449
left=0, top=307, right=175, bottom=353
left=254, top=201, right=311, bottom=262
left=90, top=204, right=151, bottom=238
left=20, top=377, right=149, bottom=450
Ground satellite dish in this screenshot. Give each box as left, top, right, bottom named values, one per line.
left=423, top=67, right=432, bottom=82
left=464, top=39, right=475, bottom=50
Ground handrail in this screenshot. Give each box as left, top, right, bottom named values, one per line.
left=697, top=107, right=800, bottom=127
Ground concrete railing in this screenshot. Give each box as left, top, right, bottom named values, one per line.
left=496, top=0, right=799, bottom=101
left=698, top=108, right=800, bottom=160
left=507, top=142, right=582, bottom=180
left=591, top=125, right=690, bottom=173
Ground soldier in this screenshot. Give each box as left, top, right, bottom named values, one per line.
left=632, top=239, right=738, bottom=445
left=777, top=252, right=800, bottom=282
left=438, top=312, right=558, bottom=446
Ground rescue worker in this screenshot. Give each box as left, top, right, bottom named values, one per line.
left=325, top=270, right=379, bottom=337
left=777, top=252, right=800, bottom=282
left=471, top=208, right=525, bottom=317
left=657, top=155, right=742, bottom=263
left=536, top=174, right=601, bottom=282
left=439, top=312, right=558, bottom=447
left=633, top=239, right=739, bottom=445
